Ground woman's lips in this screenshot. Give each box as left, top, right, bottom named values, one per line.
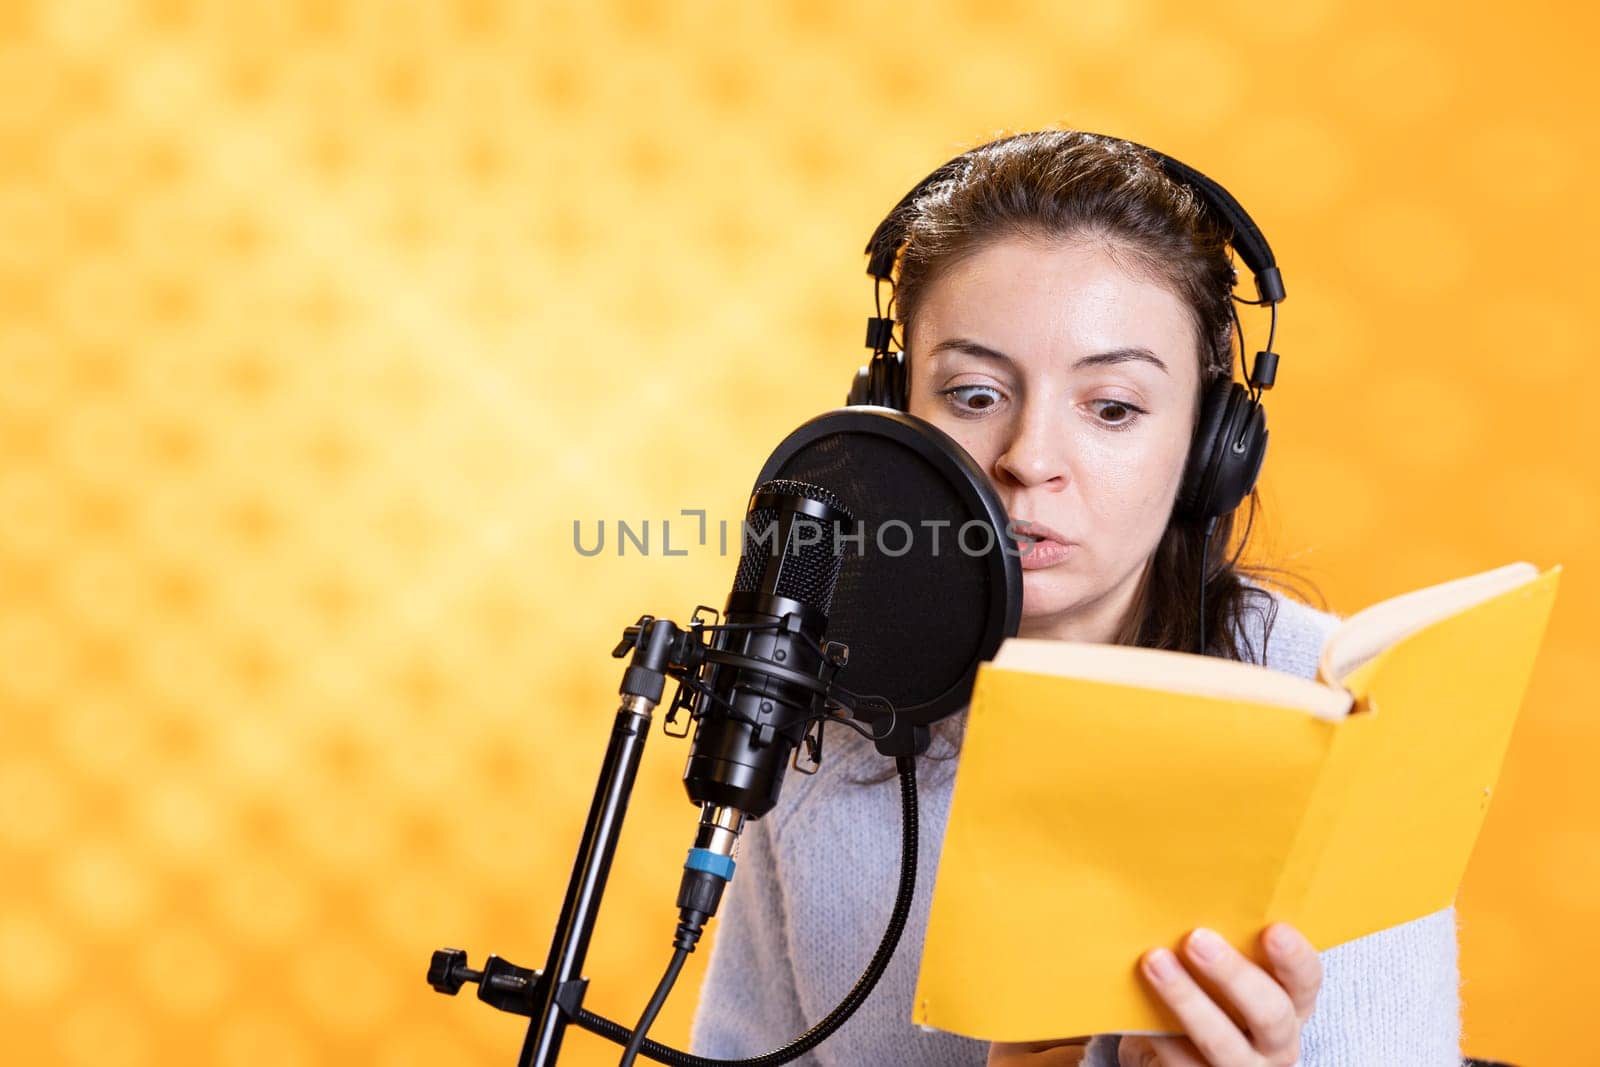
left=1018, top=538, right=1074, bottom=570
left=1012, top=520, right=1076, bottom=570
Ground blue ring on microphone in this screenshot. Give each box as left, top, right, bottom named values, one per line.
left=685, top=847, right=736, bottom=882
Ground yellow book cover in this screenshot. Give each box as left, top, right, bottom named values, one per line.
left=911, top=561, right=1562, bottom=1042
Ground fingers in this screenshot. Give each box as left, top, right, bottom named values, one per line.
left=1147, top=1036, right=1211, bottom=1066
left=1117, top=1036, right=1157, bottom=1067
left=1186, top=927, right=1305, bottom=1057
left=1138, top=944, right=1257, bottom=1065
left=1128, top=926, right=1320, bottom=1066
left=1259, top=922, right=1324, bottom=1022
left=1117, top=1035, right=1207, bottom=1067
left=988, top=1040, right=1088, bottom=1065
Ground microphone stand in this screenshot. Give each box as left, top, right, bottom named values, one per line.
left=425, top=610, right=904, bottom=1066
left=427, top=614, right=689, bottom=1066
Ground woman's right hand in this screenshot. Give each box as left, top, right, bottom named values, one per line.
left=987, top=1039, right=1090, bottom=1065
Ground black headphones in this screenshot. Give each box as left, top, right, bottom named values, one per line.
left=846, top=131, right=1285, bottom=527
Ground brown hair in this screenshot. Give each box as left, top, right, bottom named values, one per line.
left=848, top=128, right=1327, bottom=783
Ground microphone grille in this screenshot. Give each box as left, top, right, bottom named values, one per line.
left=757, top=478, right=850, bottom=515
left=734, top=480, right=855, bottom=616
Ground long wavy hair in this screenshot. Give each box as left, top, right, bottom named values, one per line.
left=848, top=128, right=1327, bottom=784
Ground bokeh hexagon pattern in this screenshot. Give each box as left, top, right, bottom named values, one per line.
left=1, top=2, right=1595, bottom=1064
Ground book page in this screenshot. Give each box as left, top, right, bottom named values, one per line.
left=992, top=638, right=1353, bottom=721
left=1319, top=561, right=1539, bottom=683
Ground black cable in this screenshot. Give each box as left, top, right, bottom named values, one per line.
left=1230, top=291, right=1279, bottom=403
left=872, top=272, right=905, bottom=355
left=820, top=707, right=886, bottom=742
left=618, top=946, right=691, bottom=1067
left=575, top=755, right=921, bottom=1066
left=1229, top=299, right=1247, bottom=384
left=1199, top=515, right=1218, bottom=656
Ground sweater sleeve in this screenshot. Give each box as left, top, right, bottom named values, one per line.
left=1298, top=905, right=1463, bottom=1065
left=1078, top=907, right=1463, bottom=1067
left=688, top=812, right=812, bottom=1059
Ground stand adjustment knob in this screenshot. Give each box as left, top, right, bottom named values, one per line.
left=427, top=947, right=545, bottom=1017
left=427, top=948, right=480, bottom=995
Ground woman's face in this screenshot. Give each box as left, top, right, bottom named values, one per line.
left=906, top=234, right=1203, bottom=643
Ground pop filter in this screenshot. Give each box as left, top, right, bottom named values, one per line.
left=751, top=407, right=1022, bottom=756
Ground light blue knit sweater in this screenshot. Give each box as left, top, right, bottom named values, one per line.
left=688, top=587, right=1464, bottom=1066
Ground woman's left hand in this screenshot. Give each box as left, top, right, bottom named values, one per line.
left=1119, top=923, right=1322, bottom=1067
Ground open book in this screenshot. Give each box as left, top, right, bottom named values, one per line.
left=912, top=561, right=1561, bottom=1042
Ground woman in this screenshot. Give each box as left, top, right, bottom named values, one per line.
left=688, top=130, right=1462, bottom=1066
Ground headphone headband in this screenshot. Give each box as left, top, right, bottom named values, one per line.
left=862, top=131, right=1286, bottom=306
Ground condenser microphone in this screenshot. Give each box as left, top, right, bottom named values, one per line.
left=616, top=421, right=1021, bottom=1066
left=681, top=478, right=855, bottom=821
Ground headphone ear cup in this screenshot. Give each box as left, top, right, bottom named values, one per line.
left=886, top=349, right=908, bottom=410
left=1178, top=379, right=1267, bottom=521
left=1178, top=378, right=1232, bottom=519
left=847, top=351, right=908, bottom=409
left=847, top=364, right=873, bottom=406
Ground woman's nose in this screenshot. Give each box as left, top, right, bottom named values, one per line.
left=994, top=405, right=1071, bottom=489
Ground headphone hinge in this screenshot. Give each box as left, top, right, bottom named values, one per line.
left=865, top=317, right=895, bottom=353
left=1249, top=349, right=1280, bottom=391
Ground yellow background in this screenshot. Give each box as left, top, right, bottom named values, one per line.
left=1, top=1, right=1594, bottom=1064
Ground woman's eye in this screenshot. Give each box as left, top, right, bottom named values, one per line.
left=1091, top=399, right=1146, bottom=429
left=940, top=384, right=1004, bottom=417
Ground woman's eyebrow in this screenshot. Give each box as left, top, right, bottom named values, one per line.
left=1075, top=347, right=1170, bottom=376
left=929, top=337, right=1169, bottom=376
left=929, top=338, right=1017, bottom=367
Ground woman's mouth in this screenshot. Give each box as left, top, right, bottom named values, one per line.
left=1012, top=520, right=1076, bottom=570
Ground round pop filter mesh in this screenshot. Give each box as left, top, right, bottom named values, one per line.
left=754, top=410, right=1019, bottom=727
